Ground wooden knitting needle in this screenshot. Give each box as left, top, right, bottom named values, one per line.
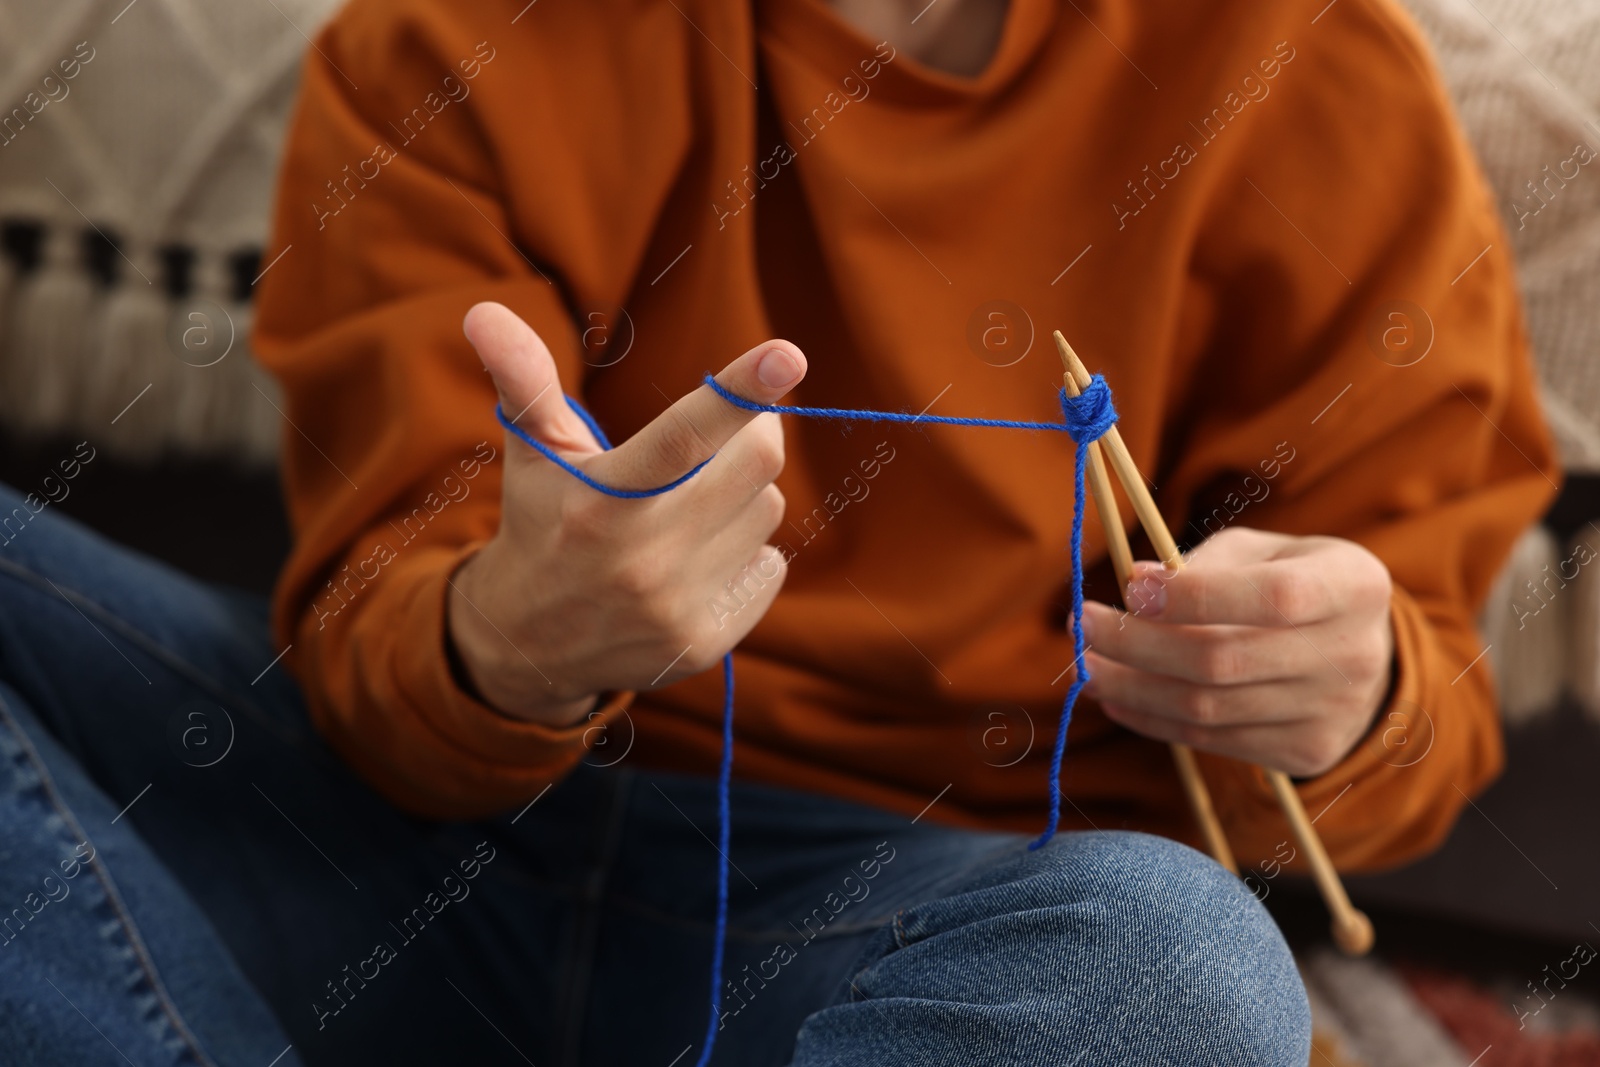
left=1055, top=340, right=1184, bottom=571
left=1069, top=379, right=1238, bottom=874
left=1053, top=331, right=1375, bottom=957
left=1264, top=772, right=1375, bottom=955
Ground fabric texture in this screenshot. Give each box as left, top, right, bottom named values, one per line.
left=0, top=0, right=342, bottom=462
left=0, top=0, right=1588, bottom=478
left=1394, top=0, right=1600, bottom=731
left=1300, top=948, right=1600, bottom=1066
left=252, top=0, right=1557, bottom=870
left=1476, top=524, right=1567, bottom=725
left=0, top=479, right=1310, bottom=1066
left=1395, top=0, right=1600, bottom=473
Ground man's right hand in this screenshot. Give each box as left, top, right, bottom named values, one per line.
left=445, top=302, right=806, bottom=725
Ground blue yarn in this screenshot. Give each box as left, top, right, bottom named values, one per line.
left=562, top=391, right=616, bottom=450
left=494, top=394, right=711, bottom=498
left=492, top=373, right=1117, bottom=1064
left=704, top=373, right=1083, bottom=432
left=698, top=652, right=735, bottom=1067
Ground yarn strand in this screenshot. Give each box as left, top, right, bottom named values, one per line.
left=492, top=372, right=1118, bottom=1063
left=694, top=653, right=735, bottom=1067
left=1032, top=431, right=1093, bottom=851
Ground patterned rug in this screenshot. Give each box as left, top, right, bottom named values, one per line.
left=1302, top=947, right=1600, bottom=1067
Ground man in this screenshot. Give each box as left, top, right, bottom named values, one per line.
left=0, top=0, right=1553, bottom=1063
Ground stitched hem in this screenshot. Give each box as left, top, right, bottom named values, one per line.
left=0, top=688, right=219, bottom=1067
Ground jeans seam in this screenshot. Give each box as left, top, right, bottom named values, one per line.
left=0, top=555, right=309, bottom=755
left=0, top=688, right=219, bottom=1067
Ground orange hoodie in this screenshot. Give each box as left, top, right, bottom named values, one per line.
left=253, top=0, right=1557, bottom=872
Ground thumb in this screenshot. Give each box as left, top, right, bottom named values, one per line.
left=464, top=301, right=600, bottom=456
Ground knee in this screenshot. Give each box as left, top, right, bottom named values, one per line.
left=1021, top=827, right=1271, bottom=941
left=1029, top=831, right=1309, bottom=1063
left=891, top=831, right=1311, bottom=1064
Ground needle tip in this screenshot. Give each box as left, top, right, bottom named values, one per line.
left=1052, top=331, right=1090, bottom=387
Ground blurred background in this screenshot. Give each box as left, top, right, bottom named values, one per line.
left=0, top=0, right=1596, bottom=1062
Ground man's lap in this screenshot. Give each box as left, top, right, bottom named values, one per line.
left=0, top=483, right=1310, bottom=1065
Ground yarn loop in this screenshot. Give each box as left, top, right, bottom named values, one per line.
left=1056, top=371, right=1118, bottom=444
left=493, top=371, right=1119, bottom=1065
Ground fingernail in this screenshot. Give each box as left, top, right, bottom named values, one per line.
left=757, top=347, right=801, bottom=389
left=1128, top=574, right=1166, bottom=616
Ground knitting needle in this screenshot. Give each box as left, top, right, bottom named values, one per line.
left=1053, top=331, right=1375, bottom=956
left=1264, top=770, right=1375, bottom=955
left=1060, top=361, right=1238, bottom=875
left=1053, top=339, right=1184, bottom=570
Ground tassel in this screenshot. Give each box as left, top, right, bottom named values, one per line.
left=1, top=224, right=98, bottom=436
left=1564, top=530, right=1600, bottom=725
left=237, top=312, right=287, bottom=467
left=229, top=250, right=285, bottom=466
left=167, top=248, right=232, bottom=455
left=1480, top=524, right=1566, bottom=726
left=168, top=249, right=278, bottom=464
left=93, top=245, right=177, bottom=461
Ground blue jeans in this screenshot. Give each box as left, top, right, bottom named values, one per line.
left=0, top=483, right=1310, bottom=1066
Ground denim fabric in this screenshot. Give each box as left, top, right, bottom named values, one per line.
left=0, top=483, right=1311, bottom=1066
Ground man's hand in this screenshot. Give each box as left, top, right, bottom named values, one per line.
left=446, top=302, right=806, bottom=725
left=1080, top=527, right=1396, bottom=777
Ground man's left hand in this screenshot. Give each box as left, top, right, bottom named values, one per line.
left=1080, top=527, right=1396, bottom=777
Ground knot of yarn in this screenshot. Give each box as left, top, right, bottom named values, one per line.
left=1058, top=373, right=1118, bottom=445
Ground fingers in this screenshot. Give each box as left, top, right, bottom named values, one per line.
left=1081, top=649, right=1313, bottom=728
left=699, top=543, right=790, bottom=650
left=1080, top=528, right=1395, bottom=776
left=465, top=302, right=601, bottom=455
left=1093, top=699, right=1348, bottom=778
left=1124, top=559, right=1332, bottom=628
left=1125, top=528, right=1391, bottom=628
left=672, top=412, right=787, bottom=513
left=1080, top=601, right=1306, bottom=686
left=648, top=541, right=791, bottom=687
left=1124, top=553, right=1339, bottom=628
left=698, top=484, right=787, bottom=565
left=593, top=340, right=806, bottom=491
